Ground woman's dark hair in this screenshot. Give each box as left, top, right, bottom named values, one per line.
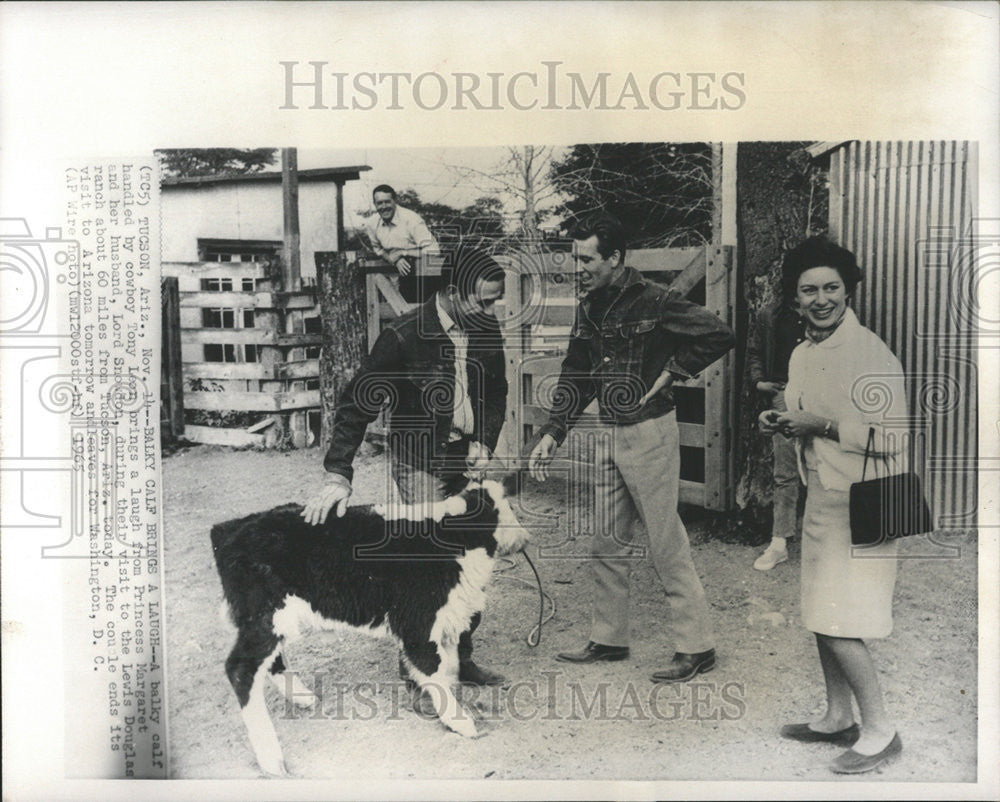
left=781, top=236, right=863, bottom=299
left=570, top=213, right=627, bottom=266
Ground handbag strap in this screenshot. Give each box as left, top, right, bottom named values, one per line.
left=861, top=426, right=877, bottom=481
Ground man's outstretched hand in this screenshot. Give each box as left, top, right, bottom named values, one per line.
left=301, top=476, right=352, bottom=525
left=528, top=434, right=558, bottom=482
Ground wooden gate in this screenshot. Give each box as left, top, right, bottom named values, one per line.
left=499, top=244, right=736, bottom=511
left=161, top=260, right=323, bottom=447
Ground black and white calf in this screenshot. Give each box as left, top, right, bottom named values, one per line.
left=211, top=475, right=529, bottom=775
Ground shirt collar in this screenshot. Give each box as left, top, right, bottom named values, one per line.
left=804, top=306, right=859, bottom=349
left=586, top=265, right=636, bottom=302
left=375, top=208, right=398, bottom=228
left=435, top=293, right=460, bottom=334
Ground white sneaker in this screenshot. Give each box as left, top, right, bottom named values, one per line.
left=753, top=546, right=788, bottom=571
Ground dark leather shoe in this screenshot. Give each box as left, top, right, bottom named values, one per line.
left=780, top=722, right=860, bottom=746
left=830, top=733, right=902, bottom=774
left=650, top=649, right=716, bottom=683
left=555, top=641, right=630, bottom=664
left=458, top=660, right=507, bottom=687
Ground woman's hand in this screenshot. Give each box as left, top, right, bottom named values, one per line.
left=775, top=410, right=829, bottom=438
left=758, top=408, right=782, bottom=434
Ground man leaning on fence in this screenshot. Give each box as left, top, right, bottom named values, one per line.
left=365, top=183, right=439, bottom=280
left=529, top=214, right=735, bottom=683
left=302, top=245, right=509, bottom=702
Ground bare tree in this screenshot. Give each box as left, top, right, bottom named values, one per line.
left=549, top=143, right=713, bottom=248
left=446, top=146, right=563, bottom=242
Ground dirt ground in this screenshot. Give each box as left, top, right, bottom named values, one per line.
left=164, top=445, right=977, bottom=782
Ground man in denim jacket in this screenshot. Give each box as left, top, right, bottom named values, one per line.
left=529, top=215, right=734, bottom=682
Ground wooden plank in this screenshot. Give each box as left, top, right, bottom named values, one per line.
left=273, top=291, right=320, bottom=310
left=276, top=359, right=319, bottom=380
left=179, top=291, right=318, bottom=310
left=629, top=247, right=705, bottom=274
left=275, top=332, right=324, bottom=347
left=185, top=389, right=321, bottom=412
left=366, top=273, right=380, bottom=350
left=183, top=362, right=271, bottom=380
left=361, top=253, right=445, bottom=276
left=537, top=304, right=576, bottom=327
left=181, top=291, right=274, bottom=309
left=181, top=328, right=276, bottom=345
left=664, top=245, right=708, bottom=300
left=678, top=479, right=706, bottom=508
left=161, top=261, right=267, bottom=279
left=247, top=417, right=276, bottom=433
left=373, top=273, right=413, bottom=316
left=184, top=425, right=265, bottom=448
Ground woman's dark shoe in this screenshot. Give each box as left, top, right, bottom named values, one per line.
left=650, top=649, right=716, bottom=683
left=779, top=722, right=860, bottom=746
left=830, top=732, right=902, bottom=774
left=555, top=641, right=630, bottom=663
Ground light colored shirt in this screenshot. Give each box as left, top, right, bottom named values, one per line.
left=435, top=294, right=474, bottom=439
left=785, top=308, right=909, bottom=491
left=365, top=205, right=439, bottom=262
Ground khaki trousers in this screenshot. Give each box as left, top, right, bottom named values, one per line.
left=589, top=411, right=715, bottom=653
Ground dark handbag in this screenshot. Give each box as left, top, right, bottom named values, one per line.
left=849, top=427, right=934, bottom=547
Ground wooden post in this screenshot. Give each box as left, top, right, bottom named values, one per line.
left=281, top=147, right=301, bottom=292
left=335, top=180, right=345, bottom=251
left=160, top=276, right=184, bottom=440
left=704, top=142, right=738, bottom=512
left=501, top=255, right=523, bottom=455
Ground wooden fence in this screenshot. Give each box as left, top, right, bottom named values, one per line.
left=363, top=244, right=737, bottom=511
left=161, top=260, right=323, bottom=447
left=823, top=140, right=978, bottom=525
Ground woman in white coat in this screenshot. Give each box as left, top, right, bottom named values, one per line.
left=760, top=237, right=907, bottom=774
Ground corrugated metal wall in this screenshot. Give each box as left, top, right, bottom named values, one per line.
left=828, top=140, right=977, bottom=525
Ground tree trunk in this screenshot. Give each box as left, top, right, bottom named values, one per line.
left=734, top=141, right=828, bottom=536
left=520, top=145, right=540, bottom=241
left=317, top=252, right=368, bottom=448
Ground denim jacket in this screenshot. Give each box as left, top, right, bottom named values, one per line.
left=323, top=297, right=507, bottom=481
left=539, top=267, right=735, bottom=444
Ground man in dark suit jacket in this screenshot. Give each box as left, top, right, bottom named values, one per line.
left=302, top=247, right=509, bottom=689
